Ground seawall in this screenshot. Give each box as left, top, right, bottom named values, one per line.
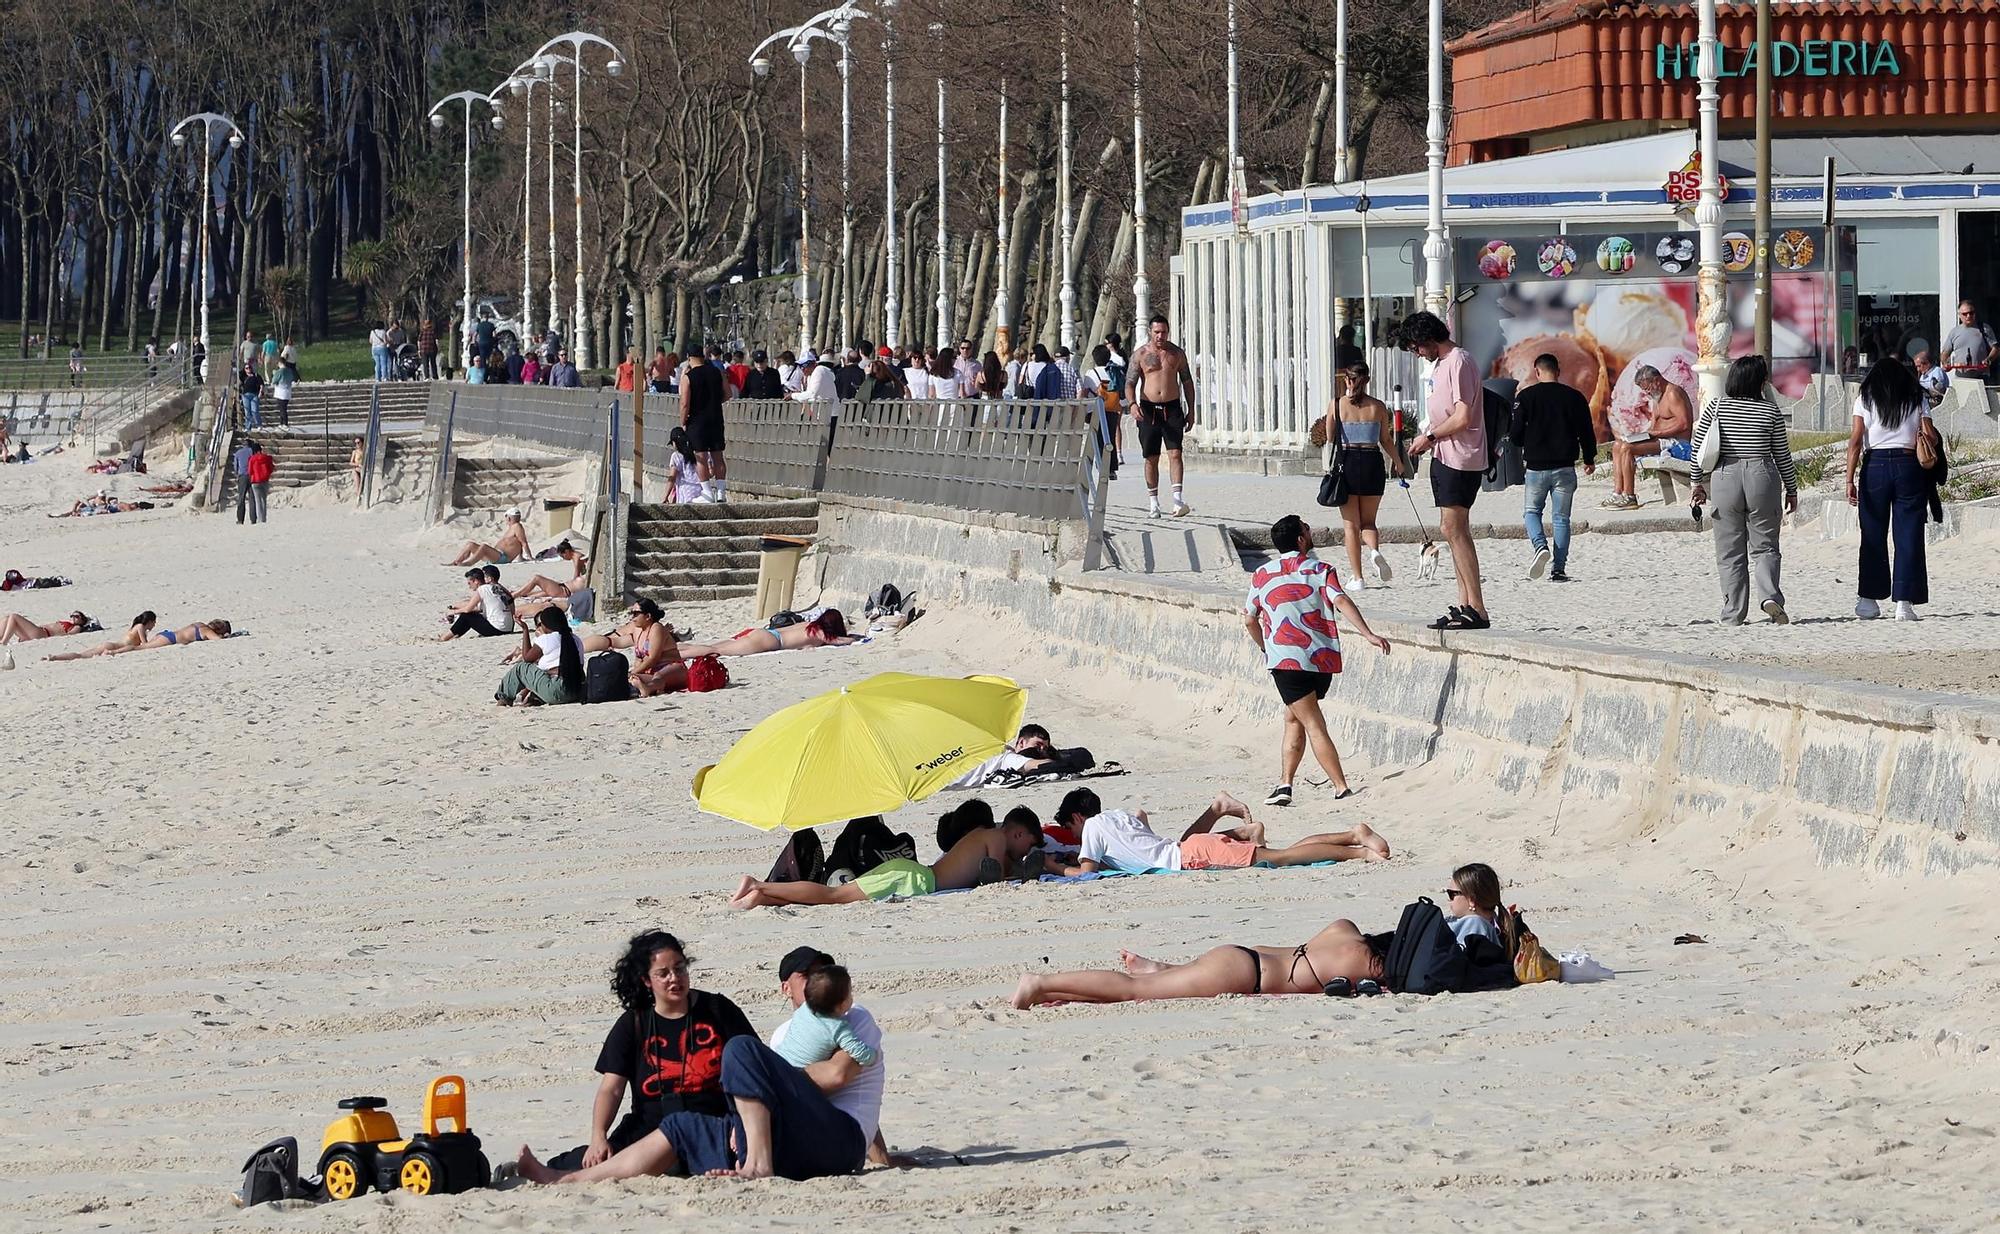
left=808, top=497, right=2000, bottom=878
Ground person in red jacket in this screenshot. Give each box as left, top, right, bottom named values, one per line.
left=244, top=442, right=276, bottom=525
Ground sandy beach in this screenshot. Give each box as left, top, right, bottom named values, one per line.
left=2, top=464, right=1997, bottom=1233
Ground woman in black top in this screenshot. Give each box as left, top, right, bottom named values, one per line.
left=543, top=930, right=757, bottom=1172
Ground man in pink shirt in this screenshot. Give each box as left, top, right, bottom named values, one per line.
left=1401, top=311, right=1490, bottom=630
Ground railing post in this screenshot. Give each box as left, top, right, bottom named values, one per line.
left=1079, top=398, right=1112, bottom=571
left=360, top=383, right=384, bottom=508
left=604, top=398, right=624, bottom=601
left=431, top=392, right=458, bottom=524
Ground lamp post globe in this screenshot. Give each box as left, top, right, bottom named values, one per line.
left=171, top=131, right=186, bottom=149
left=490, top=113, right=504, bottom=130
left=606, top=58, right=623, bottom=77
left=429, top=112, right=444, bottom=129
left=752, top=56, right=771, bottom=77
left=228, top=132, right=243, bottom=149
left=792, top=41, right=810, bottom=65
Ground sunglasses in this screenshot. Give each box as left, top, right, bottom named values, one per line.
left=1443, top=887, right=1468, bottom=901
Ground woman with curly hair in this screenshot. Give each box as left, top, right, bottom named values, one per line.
left=537, top=930, right=756, bottom=1172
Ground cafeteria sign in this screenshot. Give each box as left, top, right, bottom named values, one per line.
left=1663, top=151, right=1728, bottom=212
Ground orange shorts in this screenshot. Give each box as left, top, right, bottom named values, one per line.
left=1179, top=833, right=1258, bottom=870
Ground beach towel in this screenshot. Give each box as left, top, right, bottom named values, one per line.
left=1, top=571, right=70, bottom=591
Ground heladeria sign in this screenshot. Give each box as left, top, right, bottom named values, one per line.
left=1653, top=40, right=1902, bottom=81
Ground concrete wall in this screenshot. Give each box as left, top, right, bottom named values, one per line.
left=815, top=499, right=2000, bottom=878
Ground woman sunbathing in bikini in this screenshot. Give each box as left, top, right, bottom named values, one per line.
left=677, top=610, right=855, bottom=659
left=109, top=618, right=232, bottom=653
left=46, top=611, right=157, bottom=659
left=1011, top=917, right=1390, bottom=1009
left=1, top=610, right=97, bottom=643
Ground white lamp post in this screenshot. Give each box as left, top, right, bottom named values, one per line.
left=429, top=90, right=501, bottom=374
left=1058, top=4, right=1076, bottom=351
left=532, top=32, right=625, bottom=370
left=1421, top=0, right=1448, bottom=318
left=1694, top=0, right=1727, bottom=404
left=168, top=112, right=245, bottom=368
left=931, top=22, right=949, bottom=350
left=995, top=77, right=1010, bottom=357
left=1130, top=0, right=1149, bottom=339
left=882, top=0, right=900, bottom=349
left=1334, top=0, right=1349, bottom=183
left=496, top=65, right=560, bottom=349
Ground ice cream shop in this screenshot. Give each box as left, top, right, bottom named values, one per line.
left=1173, top=0, right=2000, bottom=452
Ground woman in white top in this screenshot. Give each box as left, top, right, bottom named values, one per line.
left=665, top=426, right=707, bottom=503
left=495, top=607, right=585, bottom=705
left=1844, top=357, right=1933, bottom=620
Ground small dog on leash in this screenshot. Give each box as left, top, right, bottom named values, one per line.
left=1414, top=539, right=1442, bottom=581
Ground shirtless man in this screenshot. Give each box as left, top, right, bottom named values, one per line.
left=728, top=812, right=1045, bottom=908
left=1605, top=365, right=1693, bottom=509
left=1012, top=915, right=1388, bottom=1009
left=443, top=508, right=534, bottom=565
left=1129, top=313, right=1196, bottom=518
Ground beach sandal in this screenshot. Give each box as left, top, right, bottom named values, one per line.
left=1322, top=977, right=1354, bottom=998
left=1434, top=608, right=1491, bottom=631
left=1355, top=978, right=1383, bottom=996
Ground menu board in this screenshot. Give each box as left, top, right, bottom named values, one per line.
left=1458, top=229, right=1829, bottom=285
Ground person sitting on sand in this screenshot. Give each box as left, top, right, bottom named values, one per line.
left=517, top=944, right=893, bottom=1185
left=677, top=610, right=856, bottom=659
left=536, top=930, right=759, bottom=1172
left=1011, top=914, right=1393, bottom=1009
left=0, top=610, right=97, bottom=643
left=443, top=507, right=533, bottom=565
left=109, top=618, right=232, bottom=652
left=512, top=542, right=589, bottom=603
left=439, top=567, right=515, bottom=639
left=618, top=598, right=687, bottom=695
left=1443, top=862, right=1504, bottom=949
left=729, top=810, right=1046, bottom=909
left=46, top=611, right=156, bottom=659
left=495, top=607, right=585, bottom=705
left=1041, top=787, right=1389, bottom=876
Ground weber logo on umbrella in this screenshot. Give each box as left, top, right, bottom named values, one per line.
left=914, top=747, right=966, bottom=772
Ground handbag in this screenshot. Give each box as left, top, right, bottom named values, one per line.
left=1916, top=418, right=1942, bottom=470
left=1695, top=402, right=1723, bottom=472
left=1316, top=427, right=1349, bottom=508
left=1505, top=907, right=1562, bottom=985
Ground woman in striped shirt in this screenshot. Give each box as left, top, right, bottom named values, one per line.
left=1689, top=355, right=1799, bottom=626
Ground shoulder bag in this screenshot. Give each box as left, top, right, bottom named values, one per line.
left=1695, top=400, right=1723, bottom=472
left=1316, top=423, right=1350, bottom=508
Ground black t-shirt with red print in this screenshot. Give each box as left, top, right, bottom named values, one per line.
left=595, top=991, right=758, bottom=1125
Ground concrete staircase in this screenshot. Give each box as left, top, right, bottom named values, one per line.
left=268, top=381, right=430, bottom=432
left=450, top=457, right=581, bottom=514
left=218, top=430, right=431, bottom=506
left=624, top=499, right=820, bottom=603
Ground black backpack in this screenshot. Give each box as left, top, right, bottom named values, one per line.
left=238, top=1136, right=311, bottom=1207
left=825, top=815, right=917, bottom=881
left=767, top=828, right=827, bottom=883
left=864, top=583, right=903, bottom=620
left=583, top=652, right=632, bottom=704
left=1381, top=898, right=1471, bottom=995
left=1480, top=383, right=1524, bottom=490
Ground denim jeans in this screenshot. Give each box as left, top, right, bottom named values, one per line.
left=371, top=346, right=391, bottom=381
left=1521, top=467, right=1578, bottom=570
left=241, top=393, right=261, bottom=428
left=1857, top=449, right=1929, bottom=604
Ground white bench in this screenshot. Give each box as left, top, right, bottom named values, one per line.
left=1639, top=453, right=1693, bottom=504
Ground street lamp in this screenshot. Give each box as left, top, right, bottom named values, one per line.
left=994, top=77, right=1010, bottom=358
left=169, top=112, right=246, bottom=370
left=1130, top=0, right=1149, bottom=339
left=882, top=0, right=900, bottom=350
left=932, top=21, right=949, bottom=350
left=429, top=89, right=501, bottom=377
left=532, top=31, right=626, bottom=370
left=750, top=5, right=871, bottom=356
left=1694, top=0, right=1727, bottom=404
left=519, top=52, right=578, bottom=344
left=1421, top=0, right=1448, bottom=317
left=1058, top=3, right=1076, bottom=351
left=494, top=68, right=553, bottom=349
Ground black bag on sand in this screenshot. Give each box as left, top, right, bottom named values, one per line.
left=583, top=652, right=632, bottom=704
left=238, top=1136, right=310, bottom=1207
left=1381, top=897, right=1520, bottom=995
left=768, top=829, right=827, bottom=884
left=825, top=816, right=917, bottom=882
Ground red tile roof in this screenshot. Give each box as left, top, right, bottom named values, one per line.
left=1453, top=0, right=2000, bottom=55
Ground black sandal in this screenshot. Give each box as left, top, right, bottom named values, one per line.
left=1322, top=977, right=1354, bottom=998
left=1436, top=608, right=1491, bottom=631
left=1428, top=606, right=1468, bottom=630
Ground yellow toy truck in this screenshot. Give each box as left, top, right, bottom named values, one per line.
left=316, top=1075, right=490, bottom=1200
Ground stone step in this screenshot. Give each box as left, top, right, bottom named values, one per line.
left=628, top=550, right=763, bottom=572
left=624, top=534, right=776, bottom=557
left=626, top=567, right=762, bottom=590
left=628, top=516, right=819, bottom=540
left=624, top=582, right=759, bottom=604
left=628, top=499, right=821, bottom=520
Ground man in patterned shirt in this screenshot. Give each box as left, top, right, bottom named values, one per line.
left=1244, top=514, right=1393, bottom=808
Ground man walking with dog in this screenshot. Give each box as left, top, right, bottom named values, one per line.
left=1130, top=314, right=1195, bottom=518
left=1401, top=311, right=1490, bottom=630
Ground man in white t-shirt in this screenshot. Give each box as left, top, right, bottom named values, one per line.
left=773, top=946, right=908, bottom=1168
left=945, top=723, right=1064, bottom=790
left=1046, top=787, right=1389, bottom=874
left=440, top=567, right=516, bottom=639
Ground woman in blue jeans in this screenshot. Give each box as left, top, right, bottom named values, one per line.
left=1844, top=358, right=1932, bottom=621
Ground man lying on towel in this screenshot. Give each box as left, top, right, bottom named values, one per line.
left=1041, top=788, right=1389, bottom=875
left=730, top=811, right=1046, bottom=909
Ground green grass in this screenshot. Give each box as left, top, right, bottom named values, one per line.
left=0, top=284, right=379, bottom=381
left=1789, top=430, right=1849, bottom=452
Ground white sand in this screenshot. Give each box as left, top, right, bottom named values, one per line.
left=2, top=462, right=1997, bottom=1232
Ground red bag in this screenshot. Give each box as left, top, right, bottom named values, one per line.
left=686, top=654, right=730, bottom=693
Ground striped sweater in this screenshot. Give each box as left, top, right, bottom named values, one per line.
left=1689, top=396, right=1798, bottom=494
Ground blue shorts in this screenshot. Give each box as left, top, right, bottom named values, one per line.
left=1662, top=438, right=1693, bottom=463
left=658, top=1037, right=865, bottom=1180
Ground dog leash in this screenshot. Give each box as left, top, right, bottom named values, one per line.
left=1398, top=478, right=1436, bottom=552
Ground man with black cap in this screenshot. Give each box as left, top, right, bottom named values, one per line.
left=742, top=349, right=783, bottom=399
left=776, top=946, right=900, bottom=1167
left=515, top=946, right=892, bottom=1184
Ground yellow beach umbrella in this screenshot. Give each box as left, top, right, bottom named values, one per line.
left=691, top=672, right=1028, bottom=831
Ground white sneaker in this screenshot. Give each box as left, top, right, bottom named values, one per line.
left=1369, top=548, right=1393, bottom=583
left=1761, top=598, right=1790, bottom=625
left=1148, top=502, right=1162, bottom=519
left=1895, top=601, right=1920, bottom=621
left=1171, top=501, right=1192, bottom=518
left=1528, top=546, right=1552, bottom=580
left=1855, top=597, right=1880, bottom=620
left=1344, top=576, right=1367, bottom=592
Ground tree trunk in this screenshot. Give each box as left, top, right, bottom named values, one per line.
left=232, top=207, right=252, bottom=350
left=997, top=169, right=1046, bottom=356
left=16, top=206, right=31, bottom=357
left=1347, top=88, right=1385, bottom=181
left=1300, top=70, right=1337, bottom=188
left=1086, top=208, right=1135, bottom=349
left=672, top=282, right=692, bottom=351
